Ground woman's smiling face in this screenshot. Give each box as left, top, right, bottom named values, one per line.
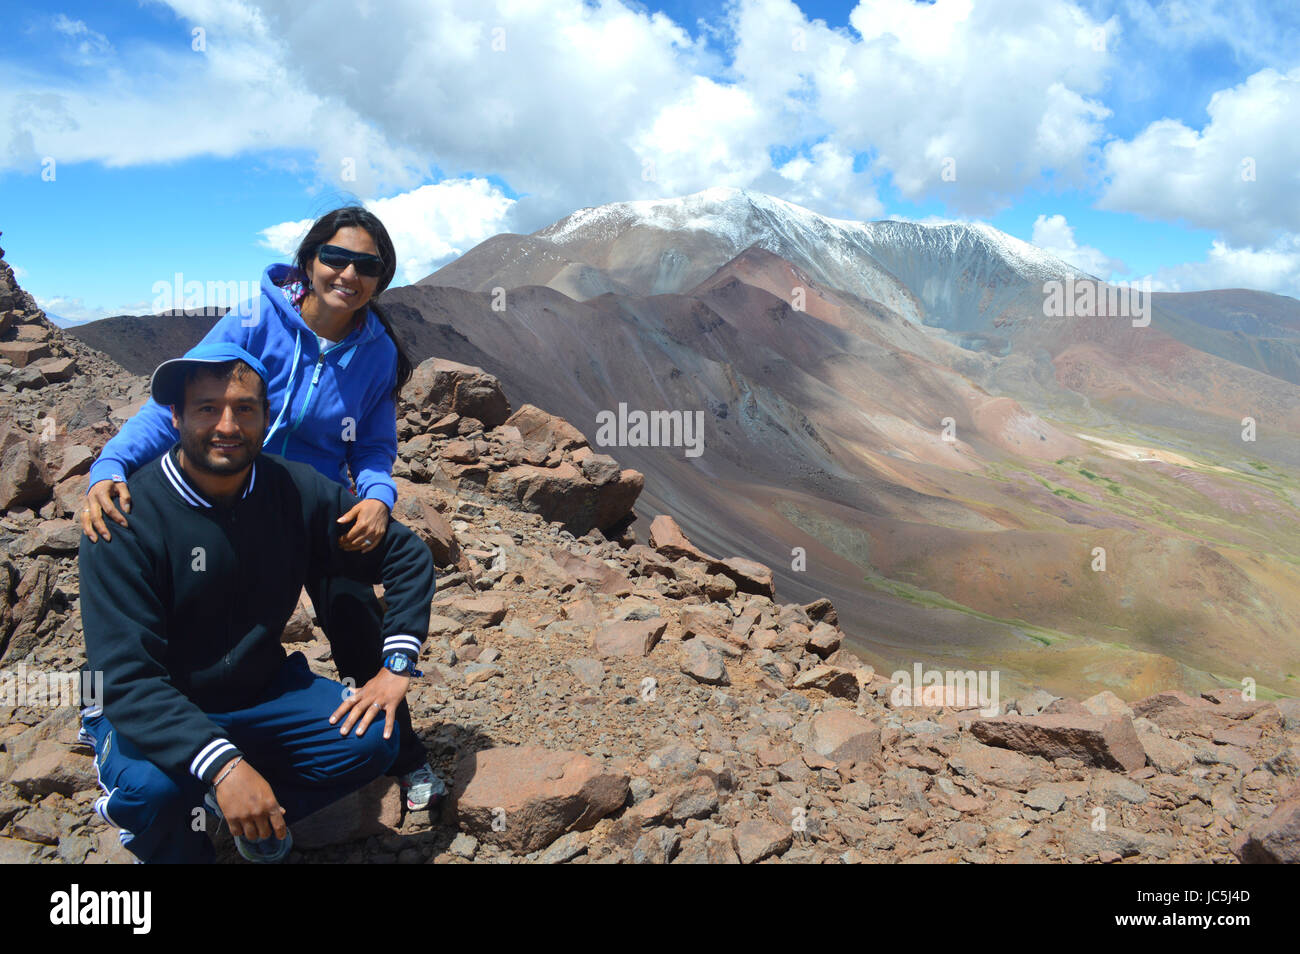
left=309, top=226, right=381, bottom=312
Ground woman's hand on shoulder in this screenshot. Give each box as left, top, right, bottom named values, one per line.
left=336, top=498, right=390, bottom=552
left=81, top=479, right=131, bottom=543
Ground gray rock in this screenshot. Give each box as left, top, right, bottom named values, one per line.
left=538, top=830, right=588, bottom=863
left=449, top=832, right=479, bottom=858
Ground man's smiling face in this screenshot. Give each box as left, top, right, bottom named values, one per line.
left=170, top=364, right=268, bottom=477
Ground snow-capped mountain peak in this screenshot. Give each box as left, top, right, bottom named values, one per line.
left=532, top=188, right=1084, bottom=332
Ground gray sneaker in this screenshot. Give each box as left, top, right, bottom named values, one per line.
left=204, top=789, right=293, bottom=863
left=399, top=763, right=447, bottom=811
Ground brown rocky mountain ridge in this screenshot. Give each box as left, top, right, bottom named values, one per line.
left=70, top=241, right=1300, bottom=706
left=62, top=192, right=1300, bottom=707
left=2, top=249, right=1299, bottom=864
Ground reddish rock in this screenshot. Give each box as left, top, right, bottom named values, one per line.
left=9, top=741, right=97, bottom=797
left=679, top=639, right=730, bottom=685
left=970, top=713, right=1147, bottom=772
left=1138, top=732, right=1194, bottom=773
left=648, top=514, right=709, bottom=563
left=948, top=740, right=1046, bottom=792
left=1081, top=691, right=1134, bottom=719
left=667, top=776, right=720, bottom=821
left=433, top=594, right=507, bottom=627
left=405, top=358, right=511, bottom=429
left=16, top=519, right=80, bottom=556
left=439, top=439, right=479, bottom=463
left=1234, top=794, right=1300, bottom=863
left=1201, top=688, right=1269, bottom=720
left=1041, top=697, right=1092, bottom=717
left=703, top=573, right=737, bottom=602
left=505, top=404, right=589, bottom=452
left=806, top=710, right=881, bottom=764
left=549, top=547, right=633, bottom=595
left=0, top=837, right=42, bottom=864
left=0, top=341, right=51, bottom=367
left=749, top=627, right=801, bottom=653
left=294, top=777, right=403, bottom=849
left=678, top=606, right=733, bottom=642
left=419, top=506, right=461, bottom=569
left=734, top=818, right=792, bottom=864
left=488, top=462, right=587, bottom=525
left=792, top=665, right=860, bottom=701
left=719, top=556, right=775, bottom=598
left=594, top=469, right=644, bottom=532
left=446, top=746, right=629, bottom=852
left=392, top=485, right=461, bottom=568
left=647, top=516, right=772, bottom=596
left=280, top=589, right=317, bottom=643
left=53, top=444, right=94, bottom=483
left=806, top=622, right=841, bottom=658
left=802, top=597, right=838, bottom=625
left=428, top=412, right=460, bottom=435
left=1, top=556, right=56, bottom=665
left=1131, top=690, right=1209, bottom=719
left=578, top=453, right=620, bottom=485
left=593, top=618, right=666, bottom=658
left=0, top=437, right=50, bottom=510
left=33, top=356, right=76, bottom=383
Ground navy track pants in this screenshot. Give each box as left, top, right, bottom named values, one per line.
left=80, top=651, right=399, bottom=863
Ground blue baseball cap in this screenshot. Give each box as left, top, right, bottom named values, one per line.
left=150, top=343, right=270, bottom=406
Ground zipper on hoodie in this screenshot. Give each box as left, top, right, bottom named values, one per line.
left=280, top=338, right=349, bottom=455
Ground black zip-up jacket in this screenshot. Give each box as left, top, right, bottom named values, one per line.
left=79, top=444, right=436, bottom=786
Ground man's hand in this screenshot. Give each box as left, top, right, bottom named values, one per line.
left=81, top=479, right=132, bottom=543
left=330, top=669, right=410, bottom=739
left=213, top=759, right=288, bottom=841
left=337, top=498, right=389, bottom=553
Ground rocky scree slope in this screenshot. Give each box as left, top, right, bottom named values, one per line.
left=0, top=251, right=1297, bottom=864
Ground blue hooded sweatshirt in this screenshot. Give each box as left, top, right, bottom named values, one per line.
left=86, top=263, right=399, bottom=509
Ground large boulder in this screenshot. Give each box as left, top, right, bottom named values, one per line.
left=404, top=358, right=511, bottom=429
left=487, top=461, right=642, bottom=536
left=0, top=436, right=50, bottom=511
left=648, top=515, right=775, bottom=597
left=593, top=618, right=666, bottom=658
left=970, top=712, right=1147, bottom=772
left=1234, top=792, right=1300, bottom=863
left=445, top=746, right=630, bottom=852
left=0, top=341, right=51, bottom=368
left=9, top=740, right=97, bottom=797
left=948, top=740, right=1047, bottom=792
left=804, top=710, right=881, bottom=764
left=293, top=777, right=403, bottom=849
left=391, top=479, right=462, bottom=569
left=505, top=404, right=588, bottom=452
left=0, top=557, right=56, bottom=665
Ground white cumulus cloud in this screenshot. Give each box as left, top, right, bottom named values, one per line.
left=1030, top=214, right=1127, bottom=279
left=1099, top=66, right=1300, bottom=246
left=1147, top=236, right=1300, bottom=298
left=258, top=178, right=517, bottom=284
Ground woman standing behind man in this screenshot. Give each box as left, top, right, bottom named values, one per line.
left=80, top=206, right=444, bottom=812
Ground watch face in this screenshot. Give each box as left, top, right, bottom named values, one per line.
left=388, top=654, right=409, bottom=673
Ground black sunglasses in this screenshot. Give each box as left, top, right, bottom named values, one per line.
left=316, top=244, right=385, bottom=277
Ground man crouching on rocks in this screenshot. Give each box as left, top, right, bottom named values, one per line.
left=77, top=343, right=436, bottom=863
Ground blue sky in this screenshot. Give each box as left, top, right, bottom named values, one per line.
left=1, top=0, right=1298, bottom=323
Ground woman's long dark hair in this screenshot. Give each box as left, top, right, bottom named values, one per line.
left=293, top=206, right=413, bottom=402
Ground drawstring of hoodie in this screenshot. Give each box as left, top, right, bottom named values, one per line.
left=265, top=328, right=302, bottom=447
